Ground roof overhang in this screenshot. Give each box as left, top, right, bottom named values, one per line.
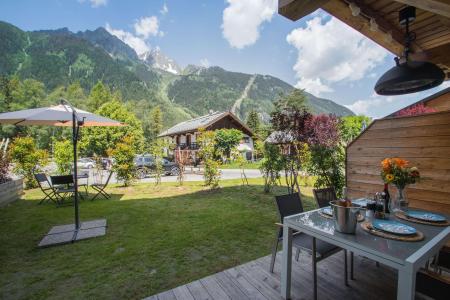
left=278, top=0, right=450, bottom=80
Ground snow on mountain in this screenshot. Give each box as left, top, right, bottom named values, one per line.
left=139, top=48, right=182, bottom=74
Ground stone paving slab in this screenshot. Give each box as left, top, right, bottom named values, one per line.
left=38, top=219, right=107, bottom=248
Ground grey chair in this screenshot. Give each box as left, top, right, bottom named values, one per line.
left=76, top=170, right=90, bottom=195
left=34, top=173, right=57, bottom=204
left=91, top=170, right=113, bottom=201
left=313, top=187, right=337, bottom=208
left=270, top=193, right=348, bottom=300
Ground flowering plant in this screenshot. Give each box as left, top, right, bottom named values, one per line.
left=380, top=157, right=420, bottom=189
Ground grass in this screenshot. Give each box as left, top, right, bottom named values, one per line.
left=0, top=178, right=316, bottom=300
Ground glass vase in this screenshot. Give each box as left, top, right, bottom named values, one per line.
left=390, top=186, right=408, bottom=212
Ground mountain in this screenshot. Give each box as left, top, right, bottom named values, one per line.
left=0, top=21, right=354, bottom=130
left=139, top=48, right=182, bottom=74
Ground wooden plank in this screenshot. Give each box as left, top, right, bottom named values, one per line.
left=225, top=268, right=270, bottom=300
left=199, top=275, right=231, bottom=300
left=186, top=280, right=211, bottom=300
left=370, top=112, right=450, bottom=130
left=357, top=124, right=450, bottom=139
left=278, top=0, right=329, bottom=21
left=393, top=0, right=450, bottom=18
left=234, top=263, right=283, bottom=300
left=157, top=290, right=177, bottom=300
left=347, top=164, right=450, bottom=181
left=142, top=295, right=158, bottom=300
left=172, top=285, right=194, bottom=300
left=214, top=271, right=248, bottom=299
left=347, top=156, right=450, bottom=170
left=347, top=146, right=450, bottom=158
left=350, top=136, right=450, bottom=148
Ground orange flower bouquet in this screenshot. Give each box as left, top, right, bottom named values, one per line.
left=380, top=158, right=420, bottom=211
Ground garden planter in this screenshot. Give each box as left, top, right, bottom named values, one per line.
left=0, top=178, right=23, bottom=207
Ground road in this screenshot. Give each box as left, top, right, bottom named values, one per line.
left=79, top=168, right=262, bottom=184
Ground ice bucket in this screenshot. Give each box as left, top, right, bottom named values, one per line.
left=330, top=201, right=363, bottom=234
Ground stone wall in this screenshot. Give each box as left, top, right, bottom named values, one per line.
left=0, top=179, right=23, bottom=207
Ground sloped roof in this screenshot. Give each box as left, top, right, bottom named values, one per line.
left=158, top=111, right=228, bottom=137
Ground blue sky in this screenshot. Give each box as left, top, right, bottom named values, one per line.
left=0, top=0, right=448, bottom=118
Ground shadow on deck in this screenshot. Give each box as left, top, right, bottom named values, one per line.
left=144, top=251, right=397, bottom=299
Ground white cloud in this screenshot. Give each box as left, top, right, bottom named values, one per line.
left=222, top=0, right=277, bottom=49
left=200, top=58, right=210, bottom=68
left=345, top=94, right=395, bottom=116
left=78, top=0, right=107, bottom=8
left=134, top=16, right=160, bottom=39
left=160, top=3, right=168, bottom=15
left=286, top=16, right=388, bottom=96
left=105, top=23, right=150, bottom=55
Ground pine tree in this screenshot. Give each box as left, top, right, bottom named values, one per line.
left=87, top=81, right=111, bottom=111
left=246, top=110, right=261, bottom=137
left=149, top=106, right=163, bottom=142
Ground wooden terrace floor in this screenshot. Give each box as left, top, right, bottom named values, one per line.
left=144, top=251, right=399, bottom=300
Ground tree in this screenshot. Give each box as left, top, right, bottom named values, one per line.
left=149, top=106, right=163, bottom=143
left=259, top=143, right=283, bottom=193
left=214, top=128, right=243, bottom=159
left=150, top=139, right=166, bottom=186
left=9, top=136, right=48, bottom=188
left=246, top=110, right=261, bottom=137
left=53, top=139, right=74, bottom=174
left=80, top=100, right=145, bottom=156
left=87, top=81, right=112, bottom=111
left=198, top=128, right=221, bottom=189
left=340, top=115, right=371, bottom=144
left=306, top=114, right=345, bottom=197
left=270, top=89, right=313, bottom=194
left=110, top=136, right=136, bottom=186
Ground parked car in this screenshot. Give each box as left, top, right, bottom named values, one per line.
left=134, top=155, right=180, bottom=179
left=77, top=158, right=95, bottom=169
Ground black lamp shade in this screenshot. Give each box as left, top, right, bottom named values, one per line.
left=375, top=61, right=445, bottom=95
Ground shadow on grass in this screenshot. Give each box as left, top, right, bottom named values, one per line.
left=0, top=182, right=316, bottom=300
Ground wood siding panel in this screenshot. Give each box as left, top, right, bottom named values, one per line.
left=346, top=111, right=450, bottom=215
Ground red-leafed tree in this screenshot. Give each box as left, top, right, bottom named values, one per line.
left=395, top=103, right=437, bottom=117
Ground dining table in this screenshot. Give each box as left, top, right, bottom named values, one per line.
left=280, top=199, right=450, bottom=300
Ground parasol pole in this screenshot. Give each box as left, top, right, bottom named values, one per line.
left=60, top=99, right=83, bottom=233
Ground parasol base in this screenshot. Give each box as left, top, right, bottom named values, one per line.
left=38, top=219, right=107, bottom=248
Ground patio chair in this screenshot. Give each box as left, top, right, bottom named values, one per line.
left=91, top=170, right=113, bottom=201
left=34, top=173, right=58, bottom=205
left=313, top=187, right=337, bottom=208
left=77, top=170, right=89, bottom=195
left=270, top=193, right=349, bottom=300
left=50, top=174, right=81, bottom=205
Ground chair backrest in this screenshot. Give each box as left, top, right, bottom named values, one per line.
left=274, top=193, right=304, bottom=223
left=103, top=170, right=113, bottom=187
left=50, top=175, right=74, bottom=185
left=34, top=173, right=51, bottom=188
left=313, top=187, right=337, bottom=208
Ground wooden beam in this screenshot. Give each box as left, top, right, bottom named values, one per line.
left=322, top=0, right=405, bottom=56
left=278, top=0, right=329, bottom=21
left=393, top=0, right=450, bottom=19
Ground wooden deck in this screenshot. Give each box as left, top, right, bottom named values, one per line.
left=144, top=251, right=398, bottom=300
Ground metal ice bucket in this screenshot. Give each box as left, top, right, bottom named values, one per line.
left=330, top=201, right=363, bottom=234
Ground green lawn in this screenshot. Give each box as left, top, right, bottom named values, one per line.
left=0, top=178, right=316, bottom=300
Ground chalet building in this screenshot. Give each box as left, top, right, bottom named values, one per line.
left=158, top=111, right=254, bottom=160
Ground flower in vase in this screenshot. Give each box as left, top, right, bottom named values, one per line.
left=385, top=174, right=395, bottom=182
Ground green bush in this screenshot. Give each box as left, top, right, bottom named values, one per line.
left=9, top=136, right=48, bottom=188
left=198, top=129, right=221, bottom=189
left=110, top=136, right=136, bottom=187
left=0, top=153, right=11, bottom=184
left=53, top=139, right=73, bottom=174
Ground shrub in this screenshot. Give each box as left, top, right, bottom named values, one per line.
left=9, top=136, right=48, bottom=189
left=198, top=129, right=221, bottom=189
left=53, top=139, right=73, bottom=174
left=215, top=128, right=243, bottom=159
left=110, top=136, right=136, bottom=187
left=259, top=143, right=283, bottom=193
left=0, top=153, right=11, bottom=184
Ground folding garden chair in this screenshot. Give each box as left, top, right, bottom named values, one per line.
left=34, top=173, right=57, bottom=205
left=50, top=174, right=82, bottom=205
left=270, top=193, right=351, bottom=300
left=91, top=170, right=113, bottom=201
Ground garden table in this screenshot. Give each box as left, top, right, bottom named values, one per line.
left=281, top=200, right=450, bottom=300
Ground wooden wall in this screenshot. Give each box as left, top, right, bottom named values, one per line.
left=346, top=111, right=450, bottom=215
left=426, top=91, right=450, bottom=112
